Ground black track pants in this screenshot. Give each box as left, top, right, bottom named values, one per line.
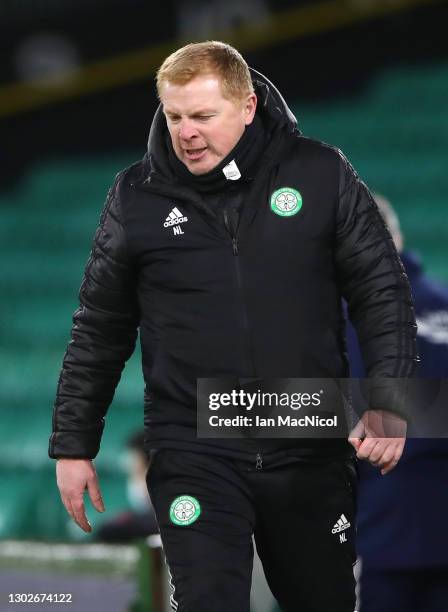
left=147, top=450, right=357, bottom=612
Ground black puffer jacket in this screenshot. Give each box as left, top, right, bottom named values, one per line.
left=49, top=70, right=418, bottom=462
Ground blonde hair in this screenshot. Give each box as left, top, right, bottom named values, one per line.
left=156, top=41, right=254, bottom=102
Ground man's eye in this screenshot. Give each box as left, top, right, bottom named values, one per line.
left=196, top=116, right=213, bottom=121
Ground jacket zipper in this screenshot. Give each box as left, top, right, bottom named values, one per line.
left=224, top=210, right=261, bottom=466
left=223, top=210, right=255, bottom=374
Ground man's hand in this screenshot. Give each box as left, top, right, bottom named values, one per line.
left=348, top=409, right=407, bottom=475
left=56, top=458, right=105, bottom=532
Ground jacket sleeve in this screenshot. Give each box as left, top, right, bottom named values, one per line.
left=334, top=151, right=418, bottom=415
left=48, top=173, right=140, bottom=459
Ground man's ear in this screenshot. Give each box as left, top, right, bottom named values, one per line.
left=244, top=93, right=257, bottom=125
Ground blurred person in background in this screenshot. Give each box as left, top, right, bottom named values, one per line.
left=49, top=41, right=417, bottom=612
left=96, top=431, right=159, bottom=543
left=347, top=194, right=448, bottom=612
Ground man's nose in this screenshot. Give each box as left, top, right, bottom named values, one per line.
left=178, top=119, right=198, bottom=141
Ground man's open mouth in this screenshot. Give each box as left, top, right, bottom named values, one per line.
left=185, top=147, right=207, bottom=160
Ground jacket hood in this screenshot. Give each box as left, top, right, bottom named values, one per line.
left=146, top=68, right=300, bottom=158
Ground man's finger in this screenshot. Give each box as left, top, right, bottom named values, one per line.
left=71, top=497, right=92, bottom=532
left=356, top=438, right=379, bottom=460
left=380, top=440, right=405, bottom=474
left=61, top=494, right=76, bottom=523
left=61, top=495, right=91, bottom=532
left=376, top=445, right=396, bottom=468
left=348, top=436, right=362, bottom=451
left=87, top=478, right=105, bottom=513
left=367, top=440, right=389, bottom=464
left=380, top=456, right=399, bottom=475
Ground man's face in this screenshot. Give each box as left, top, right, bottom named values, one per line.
left=160, top=74, right=257, bottom=175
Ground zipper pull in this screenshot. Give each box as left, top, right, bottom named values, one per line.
left=232, top=237, right=239, bottom=256
left=255, top=453, right=263, bottom=470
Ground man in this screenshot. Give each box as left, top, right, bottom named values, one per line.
left=347, top=195, right=448, bottom=612
left=49, top=41, right=417, bottom=612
